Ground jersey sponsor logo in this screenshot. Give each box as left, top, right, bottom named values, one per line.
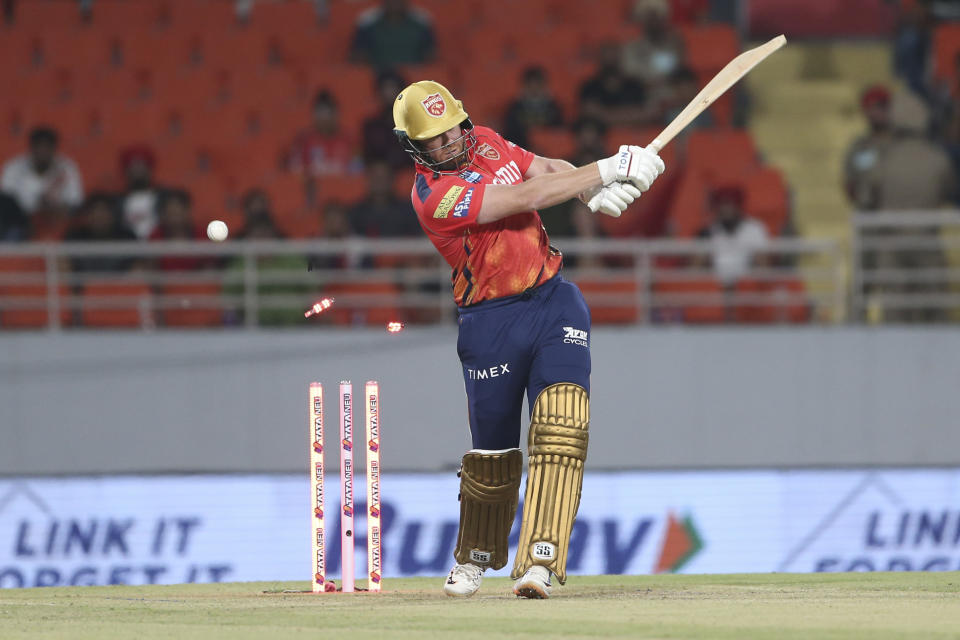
left=492, top=160, right=522, bottom=185
left=563, top=326, right=589, bottom=347
left=458, top=170, right=483, bottom=183
left=476, top=143, right=500, bottom=160
left=433, top=185, right=465, bottom=219
left=421, top=93, right=446, bottom=117
left=453, top=188, right=474, bottom=218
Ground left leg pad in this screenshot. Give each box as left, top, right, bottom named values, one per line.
left=454, top=448, right=523, bottom=570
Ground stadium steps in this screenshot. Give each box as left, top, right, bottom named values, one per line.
left=745, top=41, right=894, bottom=321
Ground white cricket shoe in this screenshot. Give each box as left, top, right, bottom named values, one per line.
left=443, top=562, right=485, bottom=598
left=513, top=565, right=553, bottom=599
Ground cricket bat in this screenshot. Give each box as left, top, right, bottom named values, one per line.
left=648, top=34, right=787, bottom=154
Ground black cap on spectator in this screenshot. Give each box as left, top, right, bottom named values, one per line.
left=522, top=66, right=547, bottom=83
left=160, top=188, right=192, bottom=209
left=313, top=89, right=338, bottom=108
left=29, top=126, right=59, bottom=147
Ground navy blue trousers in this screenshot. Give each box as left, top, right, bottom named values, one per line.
left=456, top=274, right=591, bottom=450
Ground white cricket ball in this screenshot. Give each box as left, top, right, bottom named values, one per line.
left=206, top=220, right=229, bottom=242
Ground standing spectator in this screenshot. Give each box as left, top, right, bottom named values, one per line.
left=63, top=193, right=140, bottom=274
left=695, top=185, right=770, bottom=287
left=1, top=126, right=83, bottom=237
left=286, top=90, right=362, bottom=177
left=117, top=144, right=165, bottom=240
left=362, top=69, right=410, bottom=170
left=0, top=191, right=28, bottom=241
left=569, top=117, right=609, bottom=166
left=845, top=86, right=955, bottom=211
left=350, top=0, right=435, bottom=69
left=579, top=43, right=653, bottom=128
left=502, top=66, right=564, bottom=149
left=348, top=161, right=420, bottom=237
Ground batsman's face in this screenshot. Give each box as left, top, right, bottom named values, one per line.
left=422, top=124, right=467, bottom=171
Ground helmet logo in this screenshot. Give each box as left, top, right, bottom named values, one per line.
left=421, top=93, right=446, bottom=117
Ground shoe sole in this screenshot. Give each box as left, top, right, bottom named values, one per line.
left=443, top=588, right=479, bottom=598
left=513, top=582, right=550, bottom=599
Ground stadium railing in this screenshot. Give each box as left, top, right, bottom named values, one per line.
left=851, top=210, right=960, bottom=323
left=0, top=237, right=844, bottom=330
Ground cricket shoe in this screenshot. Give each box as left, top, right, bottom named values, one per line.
left=513, top=565, right=552, bottom=599
left=443, top=562, right=485, bottom=598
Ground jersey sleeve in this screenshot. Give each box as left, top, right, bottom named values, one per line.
left=497, top=133, right=536, bottom=174
left=414, top=176, right=486, bottom=238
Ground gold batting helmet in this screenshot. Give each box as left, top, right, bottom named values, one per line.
left=393, top=80, right=475, bottom=171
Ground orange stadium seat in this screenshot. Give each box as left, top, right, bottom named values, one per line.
left=159, top=282, right=225, bottom=328
left=666, top=170, right=710, bottom=237
left=528, top=128, right=575, bottom=160
left=685, top=129, right=758, bottom=182
left=680, top=24, right=740, bottom=75
left=732, top=278, right=810, bottom=324
left=10, top=0, right=84, bottom=32
left=32, top=30, right=113, bottom=73
left=933, top=23, right=960, bottom=80
left=88, top=0, right=172, bottom=31
left=166, top=0, right=238, bottom=31
left=743, top=167, right=789, bottom=235
left=577, top=279, right=640, bottom=324
left=323, top=280, right=402, bottom=327
left=0, top=284, right=72, bottom=329
left=654, top=278, right=726, bottom=324
left=318, top=175, right=369, bottom=208
left=80, top=278, right=154, bottom=328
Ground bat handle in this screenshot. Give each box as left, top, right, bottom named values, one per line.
left=647, top=138, right=665, bottom=154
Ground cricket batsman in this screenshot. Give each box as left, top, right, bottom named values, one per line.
left=393, top=80, right=665, bottom=598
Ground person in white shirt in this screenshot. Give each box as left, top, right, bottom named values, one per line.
left=117, top=145, right=163, bottom=240
left=696, top=185, right=770, bottom=286
left=0, top=127, right=84, bottom=235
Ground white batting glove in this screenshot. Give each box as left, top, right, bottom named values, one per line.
left=582, top=182, right=643, bottom=218
left=596, top=144, right=666, bottom=192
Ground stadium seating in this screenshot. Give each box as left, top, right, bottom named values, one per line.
left=159, top=281, right=225, bottom=327
left=80, top=278, right=154, bottom=328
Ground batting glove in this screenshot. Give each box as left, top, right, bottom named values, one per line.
left=581, top=182, right=643, bottom=218
left=596, top=144, right=666, bottom=192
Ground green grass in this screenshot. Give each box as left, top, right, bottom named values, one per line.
left=2, top=573, right=959, bottom=639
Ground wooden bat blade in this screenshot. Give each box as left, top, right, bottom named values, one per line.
left=649, top=34, right=786, bottom=153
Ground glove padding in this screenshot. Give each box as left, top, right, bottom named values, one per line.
left=582, top=182, right=643, bottom=218
left=596, top=144, right=666, bottom=193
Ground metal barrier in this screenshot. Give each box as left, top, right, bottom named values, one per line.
left=0, top=237, right=844, bottom=329
left=851, top=210, right=960, bottom=323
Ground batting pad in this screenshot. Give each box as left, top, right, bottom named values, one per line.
left=512, top=383, right=589, bottom=584
left=454, top=448, right=523, bottom=570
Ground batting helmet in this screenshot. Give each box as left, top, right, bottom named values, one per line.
left=393, top=80, right=476, bottom=172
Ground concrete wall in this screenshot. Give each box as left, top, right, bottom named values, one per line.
left=2, top=328, right=959, bottom=474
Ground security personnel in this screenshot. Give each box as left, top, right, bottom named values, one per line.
left=393, top=80, right=664, bottom=598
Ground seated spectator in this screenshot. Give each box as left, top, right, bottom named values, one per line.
left=150, top=189, right=213, bottom=271
left=118, top=145, right=165, bottom=240
left=225, top=216, right=310, bottom=326
left=622, top=0, right=686, bottom=86
left=0, top=191, right=28, bottom=241
left=308, top=201, right=370, bottom=271
left=695, top=185, right=770, bottom=287
left=240, top=188, right=279, bottom=231
left=286, top=90, right=362, bottom=177
left=351, top=0, right=435, bottom=69
left=1, top=126, right=83, bottom=238
left=362, top=69, right=411, bottom=170
left=63, top=192, right=141, bottom=274
left=579, top=43, right=653, bottom=128
left=502, top=66, right=564, bottom=149
left=348, top=161, right=420, bottom=237
left=569, top=117, right=609, bottom=165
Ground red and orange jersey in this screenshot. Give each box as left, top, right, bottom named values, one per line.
left=409, top=126, right=562, bottom=307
